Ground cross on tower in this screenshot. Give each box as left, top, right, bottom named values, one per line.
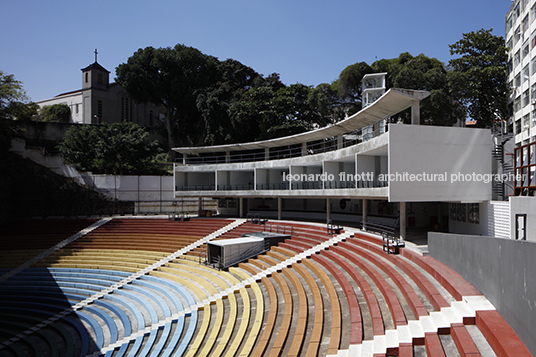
left=94, top=49, right=98, bottom=63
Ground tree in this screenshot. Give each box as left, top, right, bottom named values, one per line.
left=229, top=78, right=329, bottom=141
left=448, top=28, right=508, bottom=127
left=0, top=70, right=38, bottom=121
left=386, top=53, right=464, bottom=126
left=59, top=122, right=165, bottom=175
left=196, top=59, right=264, bottom=145
left=333, top=61, right=374, bottom=115
left=115, top=44, right=219, bottom=153
left=41, top=103, right=71, bottom=122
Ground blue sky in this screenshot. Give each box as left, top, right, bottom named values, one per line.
left=1, top=0, right=511, bottom=102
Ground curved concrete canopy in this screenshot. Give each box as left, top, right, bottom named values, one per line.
left=173, top=88, right=430, bottom=154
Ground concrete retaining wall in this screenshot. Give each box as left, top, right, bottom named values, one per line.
left=428, top=232, right=536, bottom=356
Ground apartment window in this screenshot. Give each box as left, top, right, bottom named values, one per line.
left=532, top=84, right=536, bottom=100
left=507, top=15, right=513, bottom=32
left=532, top=32, right=536, bottom=48
left=524, top=114, right=530, bottom=130
left=523, top=15, right=529, bottom=33
left=516, top=118, right=522, bottom=134
left=515, top=26, right=521, bottom=44
left=523, top=43, right=530, bottom=58
left=532, top=58, right=536, bottom=75
left=523, top=89, right=530, bottom=107
left=532, top=4, right=536, bottom=23
left=514, top=50, right=521, bottom=68
left=523, top=65, right=530, bottom=82
left=532, top=110, right=536, bottom=127
left=515, top=95, right=522, bottom=113
left=515, top=73, right=521, bottom=88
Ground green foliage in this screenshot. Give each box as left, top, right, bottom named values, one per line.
left=448, top=28, right=508, bottom=127
left=59, top=122, right=166, bottom=175
left=230, top=80, right=329, bottom=140
left=0, top=70, right=39, bottom=121
left=333, top=52, right=464, bottom=126
left=115, top=44, right=219, bottom=149
left=196, top=59, right=264, bottom=145
left=42, top=103, right=71, bottom=123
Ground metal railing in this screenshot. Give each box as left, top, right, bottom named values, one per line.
left=180, top=118, right=390, bottom=166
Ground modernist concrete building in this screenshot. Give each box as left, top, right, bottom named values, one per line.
left=506, top=0, right=536, bottom=198
left=36, top=54, right=164, bottom=126
left=173, top=74, right=497, bottom=240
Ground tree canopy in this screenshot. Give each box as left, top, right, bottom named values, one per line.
left=116, top=44, right=219, bottom=152
left=448, top=28, right=508, bottom=127
left=41, top=103, right=71, bottom=123
left=0, top=71, right=38, bottom=121
left=116, top=45, right=347, bottom=150
left=59, top=122, right=166, bottom=175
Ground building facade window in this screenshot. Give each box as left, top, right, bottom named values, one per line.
left=468, top=203, right=480, bottom=224
left=523, top=15, right=530, bottom=33
left=523, top=65, right=530, bottom=82
left=121, top=96, right=132, bottom=122
left=524, top=114, right=531, bottom=130
left=515, top=50, right=521, bottom=67
left=450, top=203, right=467, bottom=222
left=523, top=43, right=530, bottom=59
left=514, top=141, right=536, bottom=196
left=516, top=118, right=522, bottom=134
left=523, top=89, right=530, bottom=107
left=515, top=95, right=522, bottom=113
left=85, top=72, right=89, bottom=83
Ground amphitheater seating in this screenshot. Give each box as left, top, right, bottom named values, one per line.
left=0, top=217, right=532, bottom=357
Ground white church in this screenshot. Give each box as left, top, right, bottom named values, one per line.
left=36, top=51, right=164, bottom=127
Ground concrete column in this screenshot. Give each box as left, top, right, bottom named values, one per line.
left=326, top=198, right=331, bottom=223
left=411, top=100, right=420, bottom=125
left=301, top=143, right=307, bottom=156
left=239, top=197, right=244, bottom=218
left=362, top=199, right=368, bottom=230
left=265, top=148, right=270, bottom=161
left=225, top=151, right=230, bottom=163
left=399, top=201, right=406, bottom=240
left=277, top=197, right=282, bottom=220
left=183, top=154, right=187, bottom=165
left=337, top=136, right=343, bottom=150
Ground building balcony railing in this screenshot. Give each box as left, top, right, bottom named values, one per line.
left=179, top=119, right=389, bottom=166
left=217, top=184, right=255, bottom=191
left=175, top=177, right=388, bottom=192
left=256, top=183, right=290, bottom=190
left=175, top=185, right=216, bottom=191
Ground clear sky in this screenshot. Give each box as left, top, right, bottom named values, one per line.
left=1, top=0, right=511, bottom=102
